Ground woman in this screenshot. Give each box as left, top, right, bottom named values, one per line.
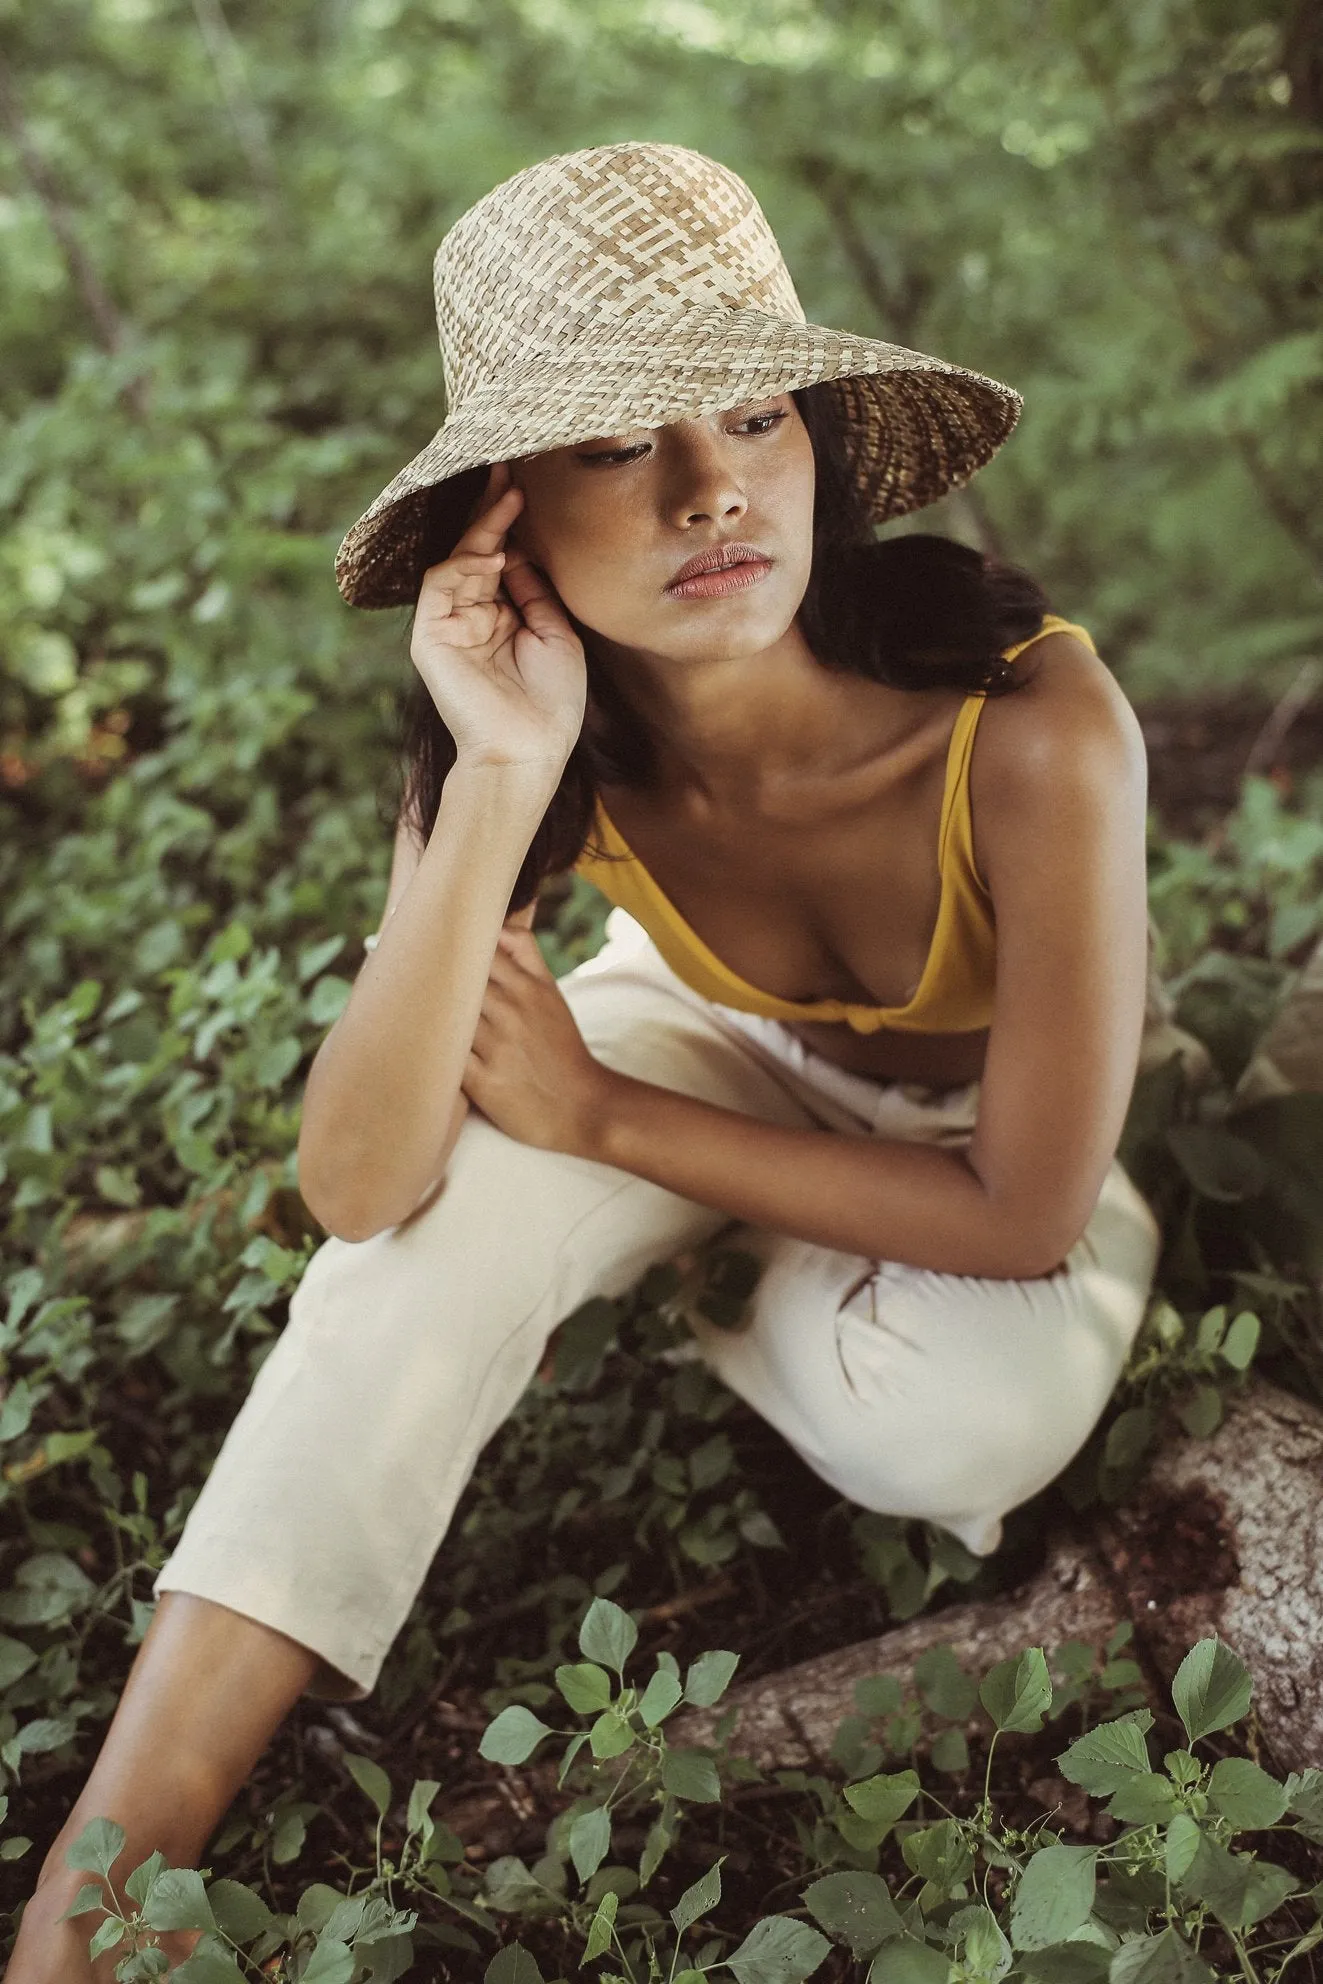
left=12, top=140, right=1160, bottom=1978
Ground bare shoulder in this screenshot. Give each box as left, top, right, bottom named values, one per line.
left=971, top=629, right=1148, bottom=845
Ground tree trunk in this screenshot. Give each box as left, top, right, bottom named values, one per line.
left=674, top=1377, right=1323, bottom=1774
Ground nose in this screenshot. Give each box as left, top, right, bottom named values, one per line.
left=662, top=426, right=749, bottom=529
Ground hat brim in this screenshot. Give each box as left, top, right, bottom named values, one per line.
left=334, top=305, right=1023, bottom=609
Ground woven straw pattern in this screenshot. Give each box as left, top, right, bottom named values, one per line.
left=335, top=142, right=1023, bottom=609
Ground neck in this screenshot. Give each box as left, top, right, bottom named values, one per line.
left=589, top=619, right=914, bottom=814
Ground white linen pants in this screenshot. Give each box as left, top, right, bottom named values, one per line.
left=154, top=910, right=1161, bottom=1700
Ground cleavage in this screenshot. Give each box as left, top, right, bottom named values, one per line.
left=600, top=777, right=946, bottom=1010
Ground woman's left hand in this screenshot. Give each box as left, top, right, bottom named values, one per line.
left=461, top=926, right=615, bottom=1155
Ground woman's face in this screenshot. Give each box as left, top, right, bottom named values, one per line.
left=504, top=392, right=816, bottom=668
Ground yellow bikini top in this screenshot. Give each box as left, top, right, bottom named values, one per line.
left=572, top=614, right=1096, bottom=1035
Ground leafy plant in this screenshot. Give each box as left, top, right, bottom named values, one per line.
left=34, top=1605, right=1321, bottom=1982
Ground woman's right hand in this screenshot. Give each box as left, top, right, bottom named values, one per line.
left=409, top=460, right=587, bottom=778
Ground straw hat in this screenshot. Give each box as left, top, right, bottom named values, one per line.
left=334, top=141, right=1023, bottom=610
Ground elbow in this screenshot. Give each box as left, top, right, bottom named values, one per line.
left=297, top=1134, right=459, bottom=1246
left=990, top=1205, right=1090, bottom=1281
left=296, top=1136, right=402, bottom=1244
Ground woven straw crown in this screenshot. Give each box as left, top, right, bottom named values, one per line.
left=334, top=141, right=1024, bottom=609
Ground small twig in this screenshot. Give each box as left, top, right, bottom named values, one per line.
left=189, top=0, right=279, bottom=195
left=0, top=57, right=148, bottom=414
left=1242, top=657, right=1322, bottom=781
left=640, top=1577, right=739, bottom=1626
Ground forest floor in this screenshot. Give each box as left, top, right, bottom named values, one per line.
left=9, top=685, right=1323, bottom=1977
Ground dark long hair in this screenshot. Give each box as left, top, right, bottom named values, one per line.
left=388, top=380, right=1052, bottom=917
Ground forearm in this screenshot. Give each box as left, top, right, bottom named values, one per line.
left=591, top=1073, right=1072, bottom=1280
left=298, top=759, right=555, bottom=1241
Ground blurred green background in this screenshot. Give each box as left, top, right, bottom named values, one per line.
left=2, top=0, right=1323, bottom=1923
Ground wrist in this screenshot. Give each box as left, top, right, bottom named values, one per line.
left=578, top=1066, right=638, bottom=1166
left=449, top=750, right=567, bottom=798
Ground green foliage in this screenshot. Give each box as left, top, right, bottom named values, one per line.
left=2, top=0, right=1322, bottom=1969
left=34, top=1609, right=1321, bottom=1981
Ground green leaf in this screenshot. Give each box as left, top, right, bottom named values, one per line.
left=1171, top=1638, right=1252, bottom=1745
left=1056, top=1710, right=1154, bottom=1795
left=980, top=1647, right=1053, bottom=1733
left=1019, top=1941, right=1111, bottom=1980
left=205, top=1879, right=274, bottom=1944
left=1176, top=1384, right=1223, bottom=1438
left=803, top=1870, right=903, bottom=1956
left=638, top=1665, right=684, bottom=1726
left=866, top=1942, right=950, bottom=1983
left=683, top=1648, right=740, bottom=1706
left=588, top=1709, right=635, bottom=1759
left=662, top=1747, right=721, bottom=1802
left=1178, top=1832, right=1298, bottom=1928
left=1285, top=1766, right=1323, bottom=1843
left=950, top=1904, right=1012, bottom=1980
left=554, top=1661, right=614, bottom=1714
left=640, top=1803, right=678, bottom=1885
left=1009, top=1845, right=1099, bottom=1951
left=930, top=1726, right=970, bottom=1774
left=1166, top=1124, right=1268, bottom=1202
left=725, top=1912, right=832, bottom=1982
left=344, top=1752, right=392, bottom=1817
left=583, top=1888, right=618, bottom=1962
left=124, top=1850, right=167, bottom=1904
left=1103, top=1408, right=1158, bottom=1474
left=57, top=1883, right=107, bottom=1921
left=1220, top=1311, right=1260, bottom=1370
left=64, top=1817, right=126, bottom=1881
left=406, top=1779, right=441, bottom=1835
left=1164, top=1814, right=1202, bottom=1884
left=552, top=1297, right=619, bottom=1390
left=301, top=1939, right=355, bottom=1984
left=170, top=1952, right=248, bottom=1983
left=484, top=1944, right=545, bottom=1984
left=568, top=1805, right=611, bottom=1882
left=1107, top=1772, right=1178, bottom=1826
left=671, top=1858, right=723, bottom=1935
left=1107, top=1927, right=1217, bottom=1981
left=307, top=975, right=352, bottom=1026
left=1207, top=1756, right=1287, bottom=1829
left=0, top=1634, right=37, bottom=1689
left=844, top=1769, right=928, bottom=1841
left=912, top=1645, right=977, bottom=1721
left=578, top=1597, right=637, bottom=1676
left=142, top=1867, right=216, bottom=1933
left=1195, top=1306, right=1229, bottom=1355
left=271, top=1809, right=307, bottom=1863
left=87, top=1916, right=128, bottom=1962
left=841, top=1769, right=921, bottom=1849
left=479, top=1705, right=554, bottom=1765
left=900, top=1818, right=975, bottom=1897
left=854, top=1674, right=904, bottom=1717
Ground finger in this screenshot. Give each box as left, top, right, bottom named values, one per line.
left=500, top=554, right=575, bottom=638
left=416, top=552, right=507, bottom=613
left=459, top=481, right=524, bottom=557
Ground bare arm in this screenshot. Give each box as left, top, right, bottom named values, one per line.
left=297, top=458, right=586, bottom=1243
left=572, top=635, right=1149, bottom=1277
left=373, top=803, right=540, bottom=1199
left=297, top=764, right=552, bottom=1242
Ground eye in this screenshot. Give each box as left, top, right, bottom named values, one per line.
left=738, top=408, right=789, bottom=436
left=576, top=406, right=789, bottom=467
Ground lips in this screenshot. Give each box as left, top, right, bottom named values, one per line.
left=664, top=541, right=771, bottom=590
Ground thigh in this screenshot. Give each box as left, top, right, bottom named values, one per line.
left=687, top=1158, right=1161, bottom=1554
left=154, top=942, right=833, bottom=1699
